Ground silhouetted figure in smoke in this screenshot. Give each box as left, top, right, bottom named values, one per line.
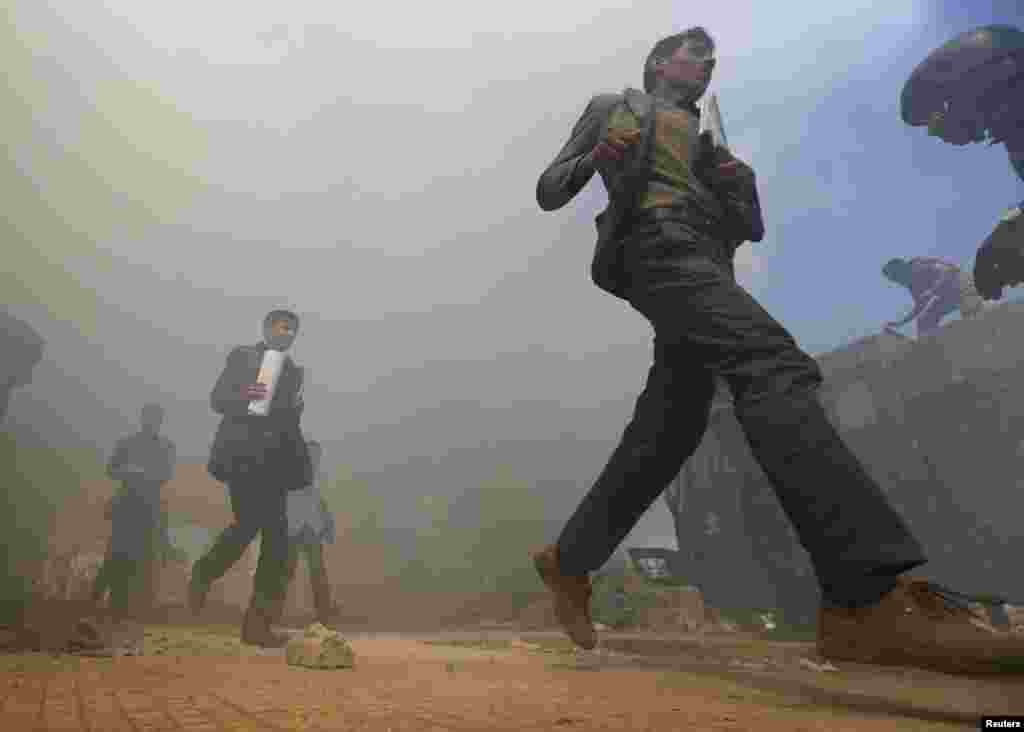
left=900, top=25, right=1024, bottom=300
left=271, top=439, right=337, bottom=628
left=0, top=310, right=44, bottom=424
left=189, top=310, right=312, bottom=648
left=532, top=26, right=1024, bottom=675
left=881, top=256, right=984, bottom=337
left=92, top=403, right=176, bottom=616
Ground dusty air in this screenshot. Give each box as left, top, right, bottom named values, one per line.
left=2, top=5, right=1023, bottom=730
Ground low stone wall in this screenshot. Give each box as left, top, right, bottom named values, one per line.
left=637, top=586, right=706, bottom=632
left=667, top=303, right=1024, bottom=618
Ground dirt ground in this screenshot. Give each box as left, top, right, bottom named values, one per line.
left=1, top=624, right=1018, bottom=730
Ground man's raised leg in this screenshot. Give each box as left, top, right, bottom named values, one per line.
left=535, top=354, right=716, bottom=648
left=189, top=482, right=260, bottom=614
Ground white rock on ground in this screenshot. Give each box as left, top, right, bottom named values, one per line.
left=798, top=657, right=838, bottom=672
left=285, top=623, right=355, bottom=669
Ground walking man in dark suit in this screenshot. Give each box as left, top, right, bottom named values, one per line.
left=188, top=309, right=313, bottom=647
left=92, top=403, right=176, bottom=615
left=532, top=26, right=1024, bottom=675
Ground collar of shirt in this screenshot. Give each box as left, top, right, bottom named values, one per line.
left=650, top=89, right=700, bottom=114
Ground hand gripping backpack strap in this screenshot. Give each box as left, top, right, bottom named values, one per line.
left=617, top=89, right=657, bottom=221
left=591, top=89, right=658, bottom=298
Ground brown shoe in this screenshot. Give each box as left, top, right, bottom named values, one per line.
left=818, top=577, right=1024, bottom=675
left=532, top=545, right=596, bottom=650
left=241, top=607, right=289, bottom=649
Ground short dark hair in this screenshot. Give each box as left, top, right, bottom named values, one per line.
left=264, top=310, right=300, bottom=328
left=643, top=26, right=716, bottom=93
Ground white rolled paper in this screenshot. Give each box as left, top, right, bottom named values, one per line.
left=698, top=92, right=730, bottom=151
left=248, top=349, right=286, bottom=416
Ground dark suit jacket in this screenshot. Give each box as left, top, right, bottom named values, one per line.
left=536, top=89, right=764, bottom=299
left=206, top=343, right=313, bottom=490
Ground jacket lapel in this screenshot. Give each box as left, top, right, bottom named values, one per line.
left=590, top=89, right=662, bottom=299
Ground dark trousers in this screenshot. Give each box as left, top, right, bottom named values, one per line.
left=192, top=479, right=289, bottom=613
left=93, top=520, right=160, bottom=613
left=92, top=555, right=148, bottom=613
left=273, top=542, right=333, bottom=623
left=557, top=233, right=927, bottom=608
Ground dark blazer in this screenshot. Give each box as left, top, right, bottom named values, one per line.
left=536, top=89, right=764, bottom=299
left=206, top=343, right=313, bottom=490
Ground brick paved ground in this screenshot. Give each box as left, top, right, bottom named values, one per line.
left=0, top=629, right=1008, bottom=731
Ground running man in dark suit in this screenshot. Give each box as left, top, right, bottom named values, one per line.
left=188, top=309, right=313, bottom=647
left=532, top=26, right=1024, bottom=675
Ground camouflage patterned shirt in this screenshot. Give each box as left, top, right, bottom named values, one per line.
left=607, top=99, right=726, bottom=234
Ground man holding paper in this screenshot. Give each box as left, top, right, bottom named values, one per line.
left=533, top=26, right=1024, bottom=675
left=189, top=309, right=313, bottom=647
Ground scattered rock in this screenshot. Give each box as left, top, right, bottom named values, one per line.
left=1003, top=605, right=1024, bottom=634
left=285, top=623, right=355, bottom=670
left=569, top=648, right=603, bottom=670
left=593, top=623, right=609, bottom=632
left=66, top=619, right=110, bottom=655
left=0, top=625, right=39, bottom=651
left=798, top=658, right=838, bottom=672
left=757, top=613, right=777, bottom=631
left=639, top=586, right=706, bottom=632
left=728, top=659, right=770, bottom=672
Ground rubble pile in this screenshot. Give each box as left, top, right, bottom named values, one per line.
left=637, top=586, right=706, bottom=632
left=285, top=623, right=355, bottom=669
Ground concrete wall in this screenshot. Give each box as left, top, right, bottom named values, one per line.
left=666, top=301, right=1024, bottom=615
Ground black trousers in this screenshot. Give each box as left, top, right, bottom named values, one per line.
left=557, top=231, right=927, bottom=608
left=273, top=542, right=333, bottom=623
left=92, top=521, right=161, bottom=613
left=92, top=555, right=148, bottom=612
left=192, top=479, right=289, bottom=613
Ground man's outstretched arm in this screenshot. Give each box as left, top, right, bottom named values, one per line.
left=536, top=96, right=615, bottom=211
left=887, top=292, right=939, bottom=328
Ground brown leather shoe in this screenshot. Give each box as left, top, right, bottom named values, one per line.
left=532, top=545, right=596, bottom=650
left=241, top=607, right=289, bottom=648
left=819, top=577, right=1024, bottom=675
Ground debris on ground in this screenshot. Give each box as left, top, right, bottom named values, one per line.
left=285, top=622, right=355, bottom=669
left=797, top=657, right=838, bottom=673
left=69, top=618, right=145, bottom=657
left=0, top=624, right=41, bottom=652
